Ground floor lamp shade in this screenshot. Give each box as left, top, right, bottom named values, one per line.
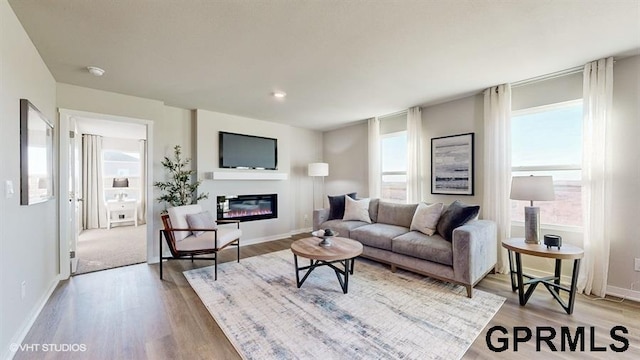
left=510, top=176, right=555, bottom=244
left=308, top=163, right=329, bottom=177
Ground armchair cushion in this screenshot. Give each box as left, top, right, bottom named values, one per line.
left=186, top=211, right=217, bottom=237
left=168, top=204, right=203, bottom=241
left=175, top=227, right=242, bottom=251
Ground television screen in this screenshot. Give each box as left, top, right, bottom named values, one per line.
left=219, top=132, right=278, bottom=170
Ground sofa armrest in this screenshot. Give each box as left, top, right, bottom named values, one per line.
left=313, top=209, right=330, bottom=231
left=451, top=220, right=497, bottom=285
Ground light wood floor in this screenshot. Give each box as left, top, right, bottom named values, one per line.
left=15, top=235, right=640, bottom=359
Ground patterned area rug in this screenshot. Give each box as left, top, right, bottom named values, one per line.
left=184, top=250, right=504, bottom=360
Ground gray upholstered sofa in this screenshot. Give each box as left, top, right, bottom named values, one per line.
left=313, top=199, right=497, bottom=297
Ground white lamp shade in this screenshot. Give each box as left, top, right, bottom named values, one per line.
left=308, top=162, right=329, bottom=177
left=510, top=176, right=555, bottom=201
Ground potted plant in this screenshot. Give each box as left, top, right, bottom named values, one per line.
left=154, top=145, right=208, bottom=210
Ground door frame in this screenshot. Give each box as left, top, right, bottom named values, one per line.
left=58, top=108, right=154, bottom=279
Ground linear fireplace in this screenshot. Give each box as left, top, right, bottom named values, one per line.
left=216, top=194, right=278, bottom=222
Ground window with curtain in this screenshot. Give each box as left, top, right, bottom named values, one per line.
left=381, top=131, right=407, bottom=202
left=511, top=99, right=583, bottom=227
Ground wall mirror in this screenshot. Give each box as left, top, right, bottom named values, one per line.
left=20, top=98, right=54, bottom=205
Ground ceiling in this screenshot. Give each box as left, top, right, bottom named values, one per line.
left=9, top=1, right=640, bottom=131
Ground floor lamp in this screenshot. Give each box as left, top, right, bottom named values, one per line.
left=308, top=163, right=329, bottom=210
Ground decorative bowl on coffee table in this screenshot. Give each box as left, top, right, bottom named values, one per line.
left=311, top=230, right=339, bottom=247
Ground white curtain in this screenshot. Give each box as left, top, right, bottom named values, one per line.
left=138, top=139, right=147, bottom=224
left=406, top=106, right=423, bottom=203
left=82, top=134, right=107, bottom=229
left=368, top=117, right=381, bottom=198
left=578, top=57, right=614, bottom=297
left=483, top=84, right=512, bottom=273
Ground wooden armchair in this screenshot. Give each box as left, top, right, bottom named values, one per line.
left=159, top=205, right=241, bottom=280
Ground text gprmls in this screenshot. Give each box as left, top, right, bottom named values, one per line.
left=486, top=326, right=629, bottom=352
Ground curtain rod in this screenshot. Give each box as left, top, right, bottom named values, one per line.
left=511, top=65, right=584, bottom=88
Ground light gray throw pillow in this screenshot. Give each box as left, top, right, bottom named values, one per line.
left=343, top=197, right=372, bottom=223
left=410, top=202, right=444, bottom=236
left=185, top=211, right=217, bottom=237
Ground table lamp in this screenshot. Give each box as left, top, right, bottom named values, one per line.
left=112, top=177, right=129, bottom=200
left=510, top=175, right=555, bottom=244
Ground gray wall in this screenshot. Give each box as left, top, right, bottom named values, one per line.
left=0, top=0, right=58, bottom=355
left=323, top=122, right=369, bottom=200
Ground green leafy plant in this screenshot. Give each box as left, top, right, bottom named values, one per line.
left=154, top=145, right=208, bottom=208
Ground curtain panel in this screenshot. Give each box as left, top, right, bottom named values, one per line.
left=82, top=134, right=107, bottom=229
left=406, top=107, right=423, bottom=203
left=577, top=57, right=614, bottom=297
left=483, top=84, right=512, bottom=273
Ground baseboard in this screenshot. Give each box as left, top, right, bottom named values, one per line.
left=605, top=285, right=640, bottom=303
left=290, top=227, right=312, bottom=235
left=241, top=232, right=294, bottom=246
left=522, top=266, right=640, bottom=302
left=3, top=275, right=61, bottom=360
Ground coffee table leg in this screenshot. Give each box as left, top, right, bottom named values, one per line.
left=343, top=259, right=350, bottom=294
left=349, top=257, right=356, bottom=274
left=294, top=254, right=300, bottom=287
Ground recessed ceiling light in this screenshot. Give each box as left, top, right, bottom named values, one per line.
left=272, top=91, right=286, bottom=98
left=87, top=66, right=105, bottom=77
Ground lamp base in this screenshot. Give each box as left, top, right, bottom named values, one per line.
left=524, top=206, right=541, bottom=244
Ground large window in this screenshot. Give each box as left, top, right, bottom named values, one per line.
left=381, top=131, right=407, bottom=202
left=511, top=100, right=583, bottom=227
left=102, top=149, right=141, bottom=201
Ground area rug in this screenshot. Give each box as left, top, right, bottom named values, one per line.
left=75, top=225, right=146, bottom=275
left=184, top=250, right=504, bottom=360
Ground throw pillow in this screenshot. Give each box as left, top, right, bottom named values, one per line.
left=410, top=202, right=444, bottom=236
left=327, top=192, right=357, bottom=220
left=343, top=197, right=372, bottom=223
left=436, top=200, right=480, bottom=241
left=186, top=211, right=217, bottom=237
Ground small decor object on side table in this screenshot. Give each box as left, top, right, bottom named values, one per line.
left=544, top=234, right=562, bottom=249
left=311, top=229, right=338, bottom=247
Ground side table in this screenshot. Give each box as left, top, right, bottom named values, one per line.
left=502, top=238, right=584, bottom=314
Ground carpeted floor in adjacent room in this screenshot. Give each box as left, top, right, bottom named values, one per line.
left=75, top=225, right=146, bottom=275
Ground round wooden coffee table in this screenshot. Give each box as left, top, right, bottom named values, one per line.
left=291, top=236, right=363, bottom=294
left=502, top=238, right=584, bottom=314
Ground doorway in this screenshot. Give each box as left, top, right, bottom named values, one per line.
left=58, top=109, right=154, bottom=279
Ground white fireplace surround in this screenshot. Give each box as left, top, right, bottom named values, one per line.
left=206, top=171, right=288, bottom=181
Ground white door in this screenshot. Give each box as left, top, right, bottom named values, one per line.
left=68, top=119, right=80, bottom=273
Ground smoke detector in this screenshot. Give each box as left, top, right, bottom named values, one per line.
left=87, top=66, right=105, bottom=77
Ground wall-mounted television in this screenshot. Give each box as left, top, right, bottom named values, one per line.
left=219, top=131, right=278, bottom=170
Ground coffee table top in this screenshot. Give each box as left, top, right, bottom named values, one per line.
left=502, top=237, right=584, bottom=260
left=291, top=236, right=363, bottom=261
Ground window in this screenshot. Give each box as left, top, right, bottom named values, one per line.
left=102, top=149, right=141, bottom=201
left=511, top=100, right=583, bottom=227
left=381, top=131, right=407, bottom=202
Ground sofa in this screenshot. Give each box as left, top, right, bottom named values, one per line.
left=313, top=198, right=497, bottom=297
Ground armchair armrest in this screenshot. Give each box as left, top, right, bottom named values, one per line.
left=313, top=209, right=330, bottom=231
left=451, top=220, right=497, bottom=285
left=217, top=219, right=241, bottom=228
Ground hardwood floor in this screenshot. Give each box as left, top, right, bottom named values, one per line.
left=15, top=235, right=640, bottom=359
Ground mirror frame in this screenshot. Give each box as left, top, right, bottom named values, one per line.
left=20, top=98, right=54, bottom=205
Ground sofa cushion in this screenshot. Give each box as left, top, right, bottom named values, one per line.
left=392, top=231, right=453, bottom=266
left=343, top=197, right=372, bottom=223
left=368, top=198, right=380, bottom=223
left=350, top=223, right=409, bottom=251
left=377, top=201, right=418, bottom=228
left=167, top=204, right=203, bottom=241
left=319, top=219, right=369, bottom=238
left=436, top=200, right=480, bottom=242
left=410, top=202, right=444, bottom=236
left=185, top=211, right=217, bottom=237
left=327, top=192, right=357, bottom=220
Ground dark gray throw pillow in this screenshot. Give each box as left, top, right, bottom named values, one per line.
left=327, top=192, right=357, bottom=220
left=436, top=200, right=480, bottom=242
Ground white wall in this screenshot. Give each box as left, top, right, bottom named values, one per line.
left=323, top=122, right=369, bottom=199
left=608, top=55, right=640, bottom=291
left=421, top=94, right=485, bottom=207
left=196, top=109, right=321, bottom=242
left=0, top=0, right=58, bottom=356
